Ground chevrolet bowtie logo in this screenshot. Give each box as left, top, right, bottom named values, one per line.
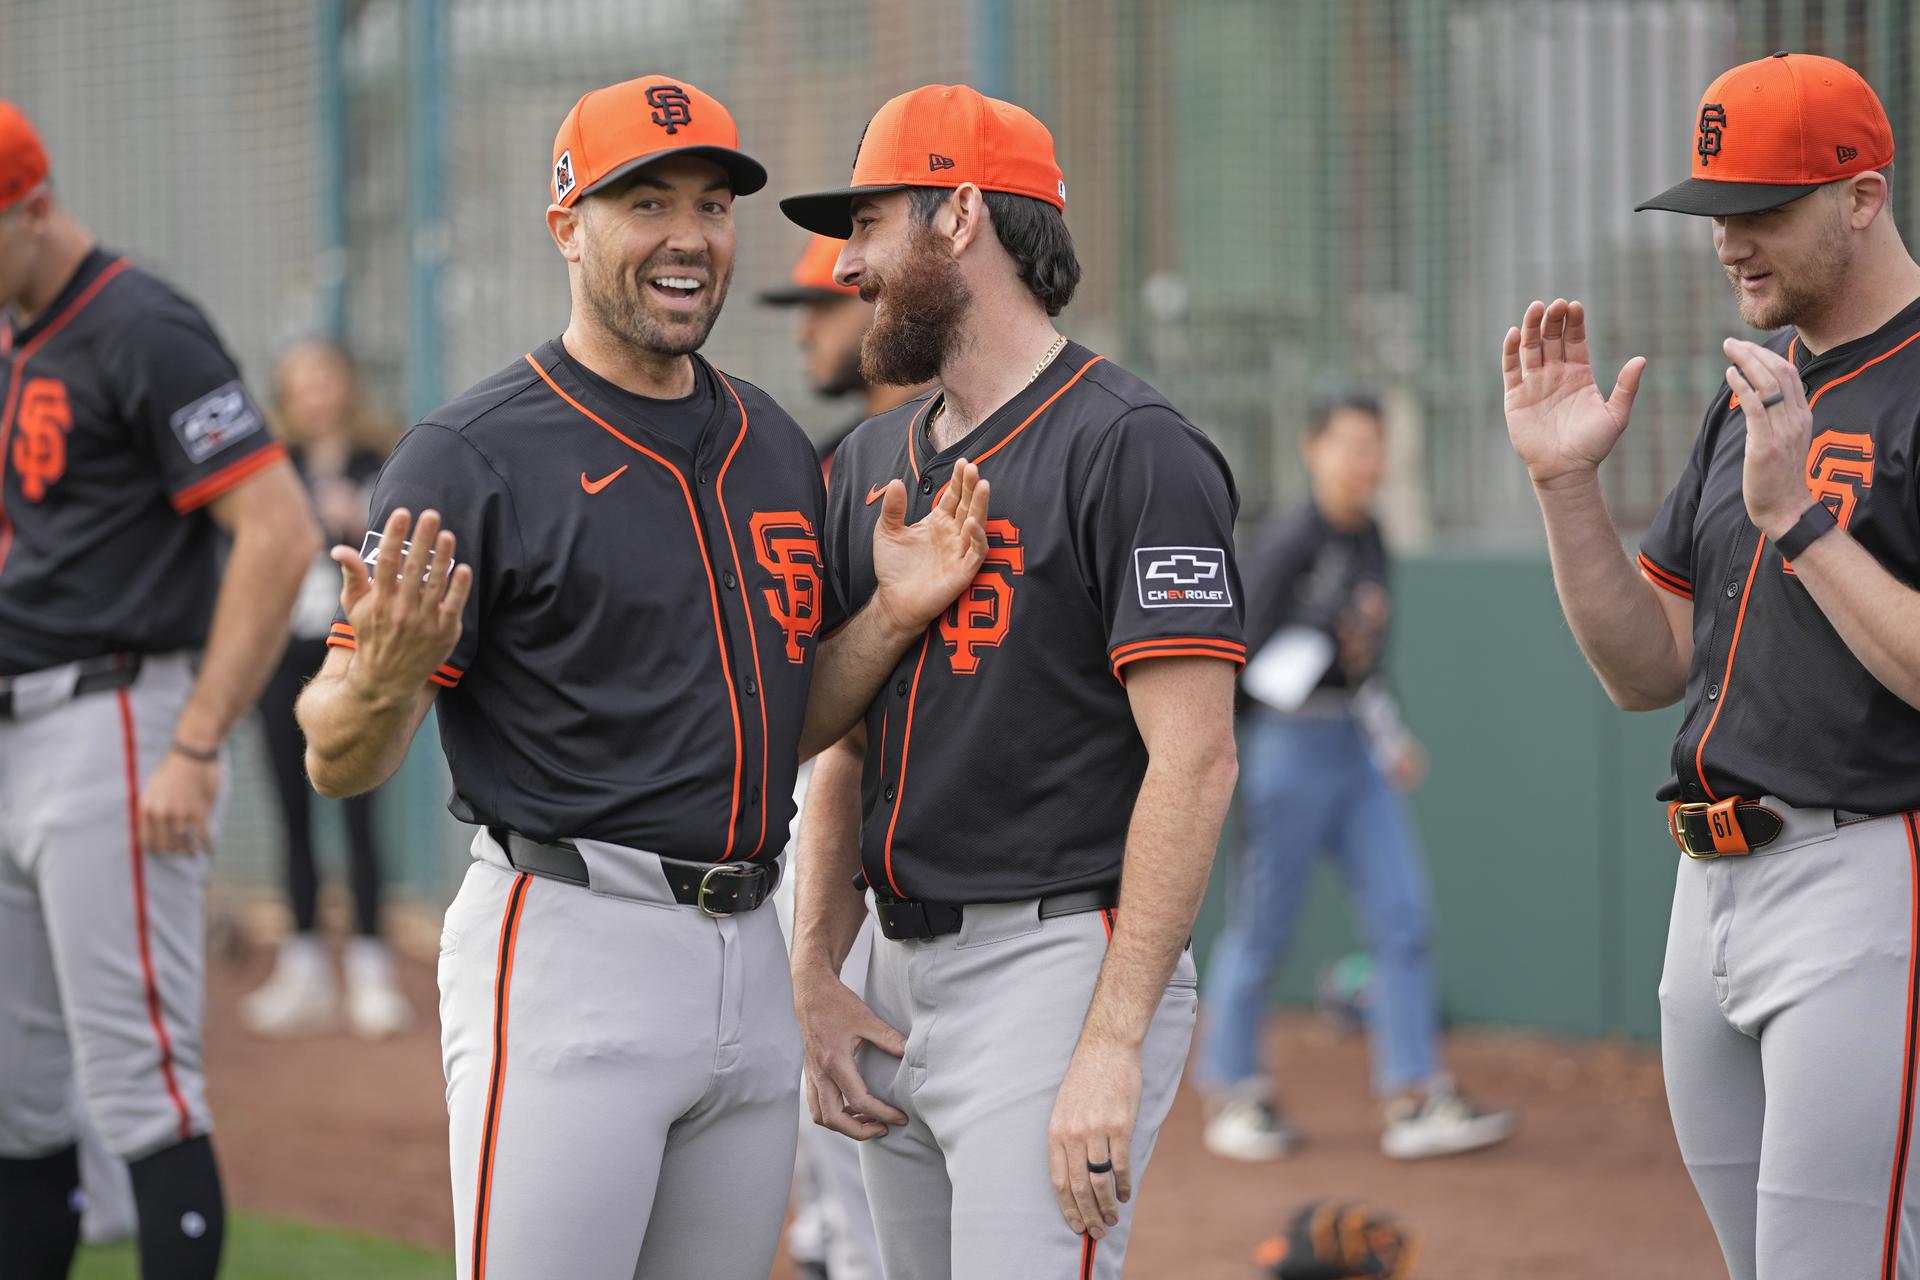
left=1143, top=554, right=1221, bottom=587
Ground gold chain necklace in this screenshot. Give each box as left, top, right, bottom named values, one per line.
left=929, top=334, right=1067, bottom=438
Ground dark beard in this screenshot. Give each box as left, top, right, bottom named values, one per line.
left=584, top=250, right=730, bottom=357
left=859, top=227, right=971, bottom=386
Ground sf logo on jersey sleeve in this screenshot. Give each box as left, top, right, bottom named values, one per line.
left=12, top=377, right=72, bottom=503
left=750, top=511, right=823, bottom=664
left=938, top=519, right=1024, bottom=674
left=1136, top=546, right=1232, bottom=607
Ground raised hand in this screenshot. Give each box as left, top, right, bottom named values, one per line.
left=1722, top=337, right=1817, bottom=539
left=332, top=507, right=473, bottom=704
left=1502, top=299, right=1647, bottom=488
left=869, top=458, right=991, bottom=637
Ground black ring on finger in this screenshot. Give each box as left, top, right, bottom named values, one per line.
left=1760, top=391, right=1786, bottom=408
left=1086, top=1159, right=1113, bottom=1175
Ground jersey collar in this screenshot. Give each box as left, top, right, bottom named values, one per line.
left=911, top=340, right=1097, bottom=477
left=5, top=246, right=117, bottom=352
left=539, top=338, right=733, bottom=462
left=1791, top=292, right=1920, bottom=379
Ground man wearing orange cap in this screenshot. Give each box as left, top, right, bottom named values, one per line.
left=1504, top=53, right=1920, bottom=1277
left=0, top=102, right=318, bottom=1280
left=782, top=86, right=1244, bottom=1278
left=760, top=233, right=937, bottom=1280
left=295, top=75, right=989, bottom=1280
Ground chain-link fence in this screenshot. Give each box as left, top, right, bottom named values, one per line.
left=4, top=0, right=1914, bottom=899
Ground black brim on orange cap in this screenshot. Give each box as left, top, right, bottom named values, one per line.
left=1635, top=176, right=1826, bottom=216
left=574, top=144, right=769, bottom=203
left=758, top=284, right=857, bottom=306
left=780, top=185, right=915, bottom=238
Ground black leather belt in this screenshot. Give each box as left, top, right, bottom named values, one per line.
left=873, top=886, right=1119, bottom=942
left=492, top=828, right=778, bottom=916
left=0, top=652, right=142, bottom=719
left=1668, top=799, right=1879, bottom=860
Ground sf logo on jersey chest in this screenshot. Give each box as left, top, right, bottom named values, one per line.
left=751, top=511, right=823, bottom=663
left=1784, top=429, right=1874, bottom=576
left=11, top=377, right=72, bottom=503
left=938, top=519, right=1024, bottom=674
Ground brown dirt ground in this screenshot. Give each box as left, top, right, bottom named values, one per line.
left=204, top=935, right=1725, bottom=1280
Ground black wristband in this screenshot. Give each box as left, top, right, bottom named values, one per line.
left=1773, top=502, right=1838, bottom=562
left=169, top=739, right=219, bottom=764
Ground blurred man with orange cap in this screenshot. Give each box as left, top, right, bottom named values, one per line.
left=0, top=101, right=317, bottom=1280
left=783, top=85, right=1245, bottom=1278
left=296, top=75, right=989, bottom=1279
left=1505, top=53, right=1920, bottom=1277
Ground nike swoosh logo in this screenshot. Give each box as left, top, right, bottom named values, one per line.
left=581, top=465, right=629, bottom=495
left=866, top=482, right=889, bottom=505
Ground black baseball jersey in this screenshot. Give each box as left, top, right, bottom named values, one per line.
left=1241, top=502, right=1389, bottom=694
left=328, top=339, right=832, bottom=862
left=0, top=248, right=284, bottom=676
left=823, top=343, right=1246, bottom=903
left=1639, top=295, right=1920, bottom=813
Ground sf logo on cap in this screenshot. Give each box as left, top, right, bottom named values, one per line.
left=647, top=84, right=693, bottom=135
left=1697, top=103, right=1727, bottom=165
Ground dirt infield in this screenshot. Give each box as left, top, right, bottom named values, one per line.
left=203, top=939, right=1725, bottom=1279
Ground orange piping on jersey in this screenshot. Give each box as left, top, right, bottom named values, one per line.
left=1883, top=812, right=1920, bottom=1279
left=1788, top=335, right=1800, bottom=363
left=1637, top=552, right=1694, bottom=600
left=971, top=356, right=1107, bottom=468
left=880, top=633, right=933, bottom=898
left=1109, top=636, right=1248, bottom=662
left=1112, top=646, right=1250, bottom=680
left=169, top=441, right=288, bottom=513
left=471, top=870, right=532, bottom=1280
left=0, top=256, right=133, bottom=573
left=525, top=354, right=744, bottom=860
left=903, top=395, right=935, bottom=483
left=712, top=371, right=772, bottom=859
left=118, top=689, right=193, bottom=1141
left=1808, top=329, right=1920, bottom=410
left=1100, top=908, right=1114, bottom=942
left=1692, top=535, right=1767, bottom=801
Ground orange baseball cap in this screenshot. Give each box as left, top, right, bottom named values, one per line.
left=780, top=84, right=1065, bottom=238
left=0, top=101, right=50, bottom=213
left=1637, top=52, right=1893, bottom=216
left=759, top=234, right=861, bottom=305
left=550, top=74, right=766, bottom=208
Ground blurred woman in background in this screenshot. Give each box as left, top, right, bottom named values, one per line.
left=242, top=340, right=410, bottom=1038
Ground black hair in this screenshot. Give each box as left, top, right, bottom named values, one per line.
left=1305, top=390, right=1385, bottom=440
left=907, top=186, right=1080, bottom=316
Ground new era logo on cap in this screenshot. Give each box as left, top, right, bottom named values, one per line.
left=930, top=153, right=955, bottom=171
left=1839, top=145, right=1859, bottom=163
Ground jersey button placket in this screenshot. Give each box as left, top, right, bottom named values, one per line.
left=724, top=570, right=737, bottom=590
left=920, top=475, right=935, bottom=495
left=883, top=784, right=897, bottom=803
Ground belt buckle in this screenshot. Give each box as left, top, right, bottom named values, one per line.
left=697, top=863, right=753, bottom=918
left=1671, top=801, right=1718, bottom=860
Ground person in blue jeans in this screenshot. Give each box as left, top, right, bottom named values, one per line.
left=1201, top=392, right=1515, bottom=1161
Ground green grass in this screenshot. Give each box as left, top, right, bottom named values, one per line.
left=73, top=1211, right=451, bottom=1279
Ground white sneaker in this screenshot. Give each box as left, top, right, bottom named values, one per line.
left=344, top=937, right=413, bottom=1039
left=241, top=934, right=338, bottom=1037
left=1202, top=1089, right=1302, bottom=1162
left=1380, top=1088, right=1516, bottom=1160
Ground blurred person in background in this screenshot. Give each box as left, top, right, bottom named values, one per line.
left=758, top=232, right=934, bottom=1280
left=1199, top=391, right=1515, bottom=1163
left=241, top=339, right=410, bottom=1039
left=0, top=100, right=316, bottom=1280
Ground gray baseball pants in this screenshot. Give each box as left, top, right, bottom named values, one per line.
left=1661, top=801, right=1920, bottom=1279
left=0, top=653, right=216, bottom=1163
left=440, top=829, right=800, bottom=1280
left=854, top=900, right=1197, bottom=1279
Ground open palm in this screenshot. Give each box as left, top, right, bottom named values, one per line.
left=1502, top=298, right=1646, bottom=487
left=869, top=458, right=991, bottom=635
